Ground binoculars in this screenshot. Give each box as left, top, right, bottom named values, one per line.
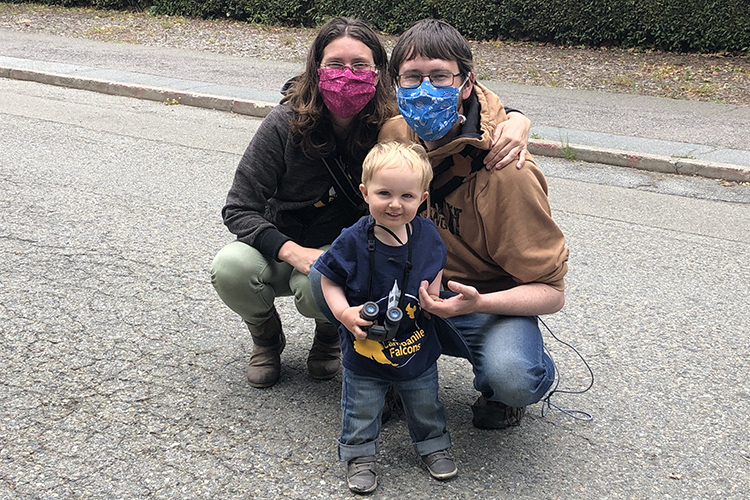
left=359, top=301, right=403, bottom=342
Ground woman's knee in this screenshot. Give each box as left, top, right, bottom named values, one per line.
left=289, top=270, right=325, bottom=320
left=211, top=241, right=282, bottom=322
left=211, top=242, right=254, bottom=289
left=290, top=251, right=333, bottom=322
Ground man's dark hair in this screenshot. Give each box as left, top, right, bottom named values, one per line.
left=388, top=19, right=474, bottom=84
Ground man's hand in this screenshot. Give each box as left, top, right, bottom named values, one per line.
left=418, top=280, right=483, bottom=318
left=277, top=241, right=324, bottom=275
left=484, top=112, right=530, bottom=170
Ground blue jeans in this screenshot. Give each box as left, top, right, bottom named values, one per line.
left=338, top=363, right=451, bottom=462
left=309, top=267, right=555, bottom=408
left=435, top=313, right=555, bottom=407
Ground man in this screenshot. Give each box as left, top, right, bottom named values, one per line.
left=378, top=18, right=569, bottom=429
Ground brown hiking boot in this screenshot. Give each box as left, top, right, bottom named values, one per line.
left=245, top=310, right=285, bottom=388
left=306, top=320, right=341, bottom=380
left=470, top=396, right=526, bottom=429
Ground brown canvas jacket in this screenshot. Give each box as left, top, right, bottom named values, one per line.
left=379, top=82, right=568, bottom=293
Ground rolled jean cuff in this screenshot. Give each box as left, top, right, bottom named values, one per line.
left=413, top=432, right=452, bottom=457
left=338, top=439, right=378, bottom=462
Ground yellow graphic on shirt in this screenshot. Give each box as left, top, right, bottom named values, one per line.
left=352, top=288, right=427, bottom=367
left=405, top=303, right=417, bottom=320
left=353, top=327, right=425, bottom=367
left=353, top=339, right=398, bottom=366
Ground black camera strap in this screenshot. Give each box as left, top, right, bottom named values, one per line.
left=366, top=216, right=413, bottom=312
left=321, top=156, right=367, bottom=211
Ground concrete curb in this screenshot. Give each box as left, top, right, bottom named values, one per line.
left=1, top=66, right=276, bottom=118
left=529, top=139, right=750, bottom=183
left=4, top=65, right=748, bottom=182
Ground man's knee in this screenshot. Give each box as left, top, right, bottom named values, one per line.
left=480, top=356, right=554, bottom=407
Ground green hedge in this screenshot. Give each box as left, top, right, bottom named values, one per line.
left=147, top=0, right=313, bottom=24
left=7, top=0, right=148, bottom=9
left=146, top=0, right=507, bottom=41
left=149, top=0, right=750, bottom=53
left=9, top=0, right=750, bottom=52
left=494, top=0, right=750, bottom=53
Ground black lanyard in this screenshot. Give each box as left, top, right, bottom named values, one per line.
left=321, top=156, right=367, bottom=211
left=366, top=216, right=413, bottom=311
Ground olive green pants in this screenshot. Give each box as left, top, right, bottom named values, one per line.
left=211, top=241, right=327, bottom=326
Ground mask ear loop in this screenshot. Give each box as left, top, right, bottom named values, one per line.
left=456, top=76, right=470, bottom=125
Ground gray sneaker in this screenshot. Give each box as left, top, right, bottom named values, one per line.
left=347, top=455, right=377, bottom=494
left=420, top=449, right=458, bottom=480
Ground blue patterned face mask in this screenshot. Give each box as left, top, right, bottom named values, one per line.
left=397, top=79, right=466, bottom=141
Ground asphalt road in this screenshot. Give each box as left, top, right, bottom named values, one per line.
left=1, top=78, right=749, bottom=499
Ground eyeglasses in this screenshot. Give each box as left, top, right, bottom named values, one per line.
left=321, top=62, right=378, bottom=74
left=396, top=71, right=463, bottom=89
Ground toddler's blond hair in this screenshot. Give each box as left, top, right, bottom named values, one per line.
left=361, top=142, right=432, bottom=191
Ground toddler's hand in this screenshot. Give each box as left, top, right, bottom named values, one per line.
left=340, top=306, right=370, bottom=340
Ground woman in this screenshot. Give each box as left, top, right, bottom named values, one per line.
left=211, top=17, right=530, bottom=389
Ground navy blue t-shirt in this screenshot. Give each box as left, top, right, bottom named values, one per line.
left=314, top=216, right=447, bottom=381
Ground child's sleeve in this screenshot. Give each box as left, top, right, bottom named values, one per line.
left=313, top=228, right=358, bottom=289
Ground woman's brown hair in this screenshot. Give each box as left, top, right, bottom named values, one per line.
left=282, top=17, right=396, bottom=161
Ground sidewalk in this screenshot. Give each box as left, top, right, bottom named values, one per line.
left=2, top=29, right=749, bottom=182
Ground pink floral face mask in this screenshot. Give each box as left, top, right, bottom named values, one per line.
left=317, top=67, right=377, bottom=119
